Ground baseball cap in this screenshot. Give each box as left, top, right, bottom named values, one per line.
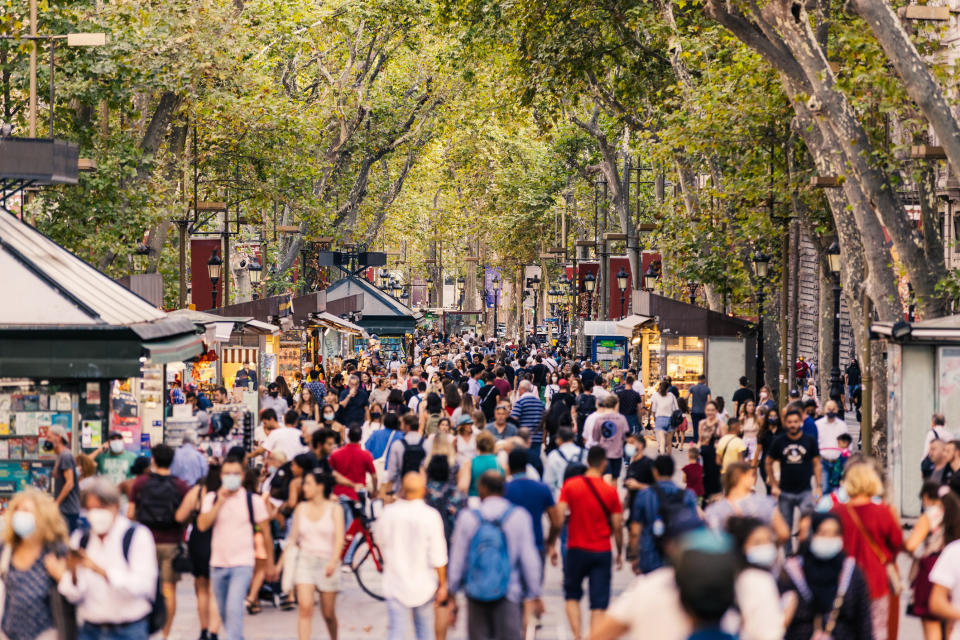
left=558, top=379, right=569, bottom=388
left=108, top=430, right=123, bottom=440
left=457, top=415, right=473, bottom=426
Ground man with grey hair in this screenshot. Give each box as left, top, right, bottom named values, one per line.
left=49, top=424, right=80, bottom=531
left=337, top=373, right=369, bottom=426
left=50, top=477, right=158, bottom=640
left=171, top=428, right=208, bottom=487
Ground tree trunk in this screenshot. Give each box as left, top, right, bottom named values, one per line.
left=848, top=0, right=960, bottom=183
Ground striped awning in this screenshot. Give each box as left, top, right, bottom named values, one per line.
left=221, top=346, right=259, bottom=364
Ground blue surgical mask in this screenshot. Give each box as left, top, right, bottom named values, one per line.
left=826, top=411, right=837, bottom=420
left=222, top=474, right=243, bottom=492
left=809, top=536, right=844, bottom=560
left=11, top=511, right=35, bottom=538
left=745, top=543, right=777, bottom=568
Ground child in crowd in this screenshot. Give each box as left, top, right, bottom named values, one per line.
left=682, top=445, right=705, bottom=503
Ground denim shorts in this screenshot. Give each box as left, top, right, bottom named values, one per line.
left=654, top=416, right=672, bottom=431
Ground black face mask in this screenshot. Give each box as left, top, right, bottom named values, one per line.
left=42, top=440, right=55, bottom=452
left=370, top=412, right=382, bottom=420
left=269, top=391, right=278, bottom=397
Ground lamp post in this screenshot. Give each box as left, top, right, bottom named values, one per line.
left=616, top=267, right=629, bottom=320
left=207, top=249, right=223, bottom=309
left=751, top=251, right=770, bottom=391
left=687, top=281, right=698, bottom=306
left=643, top=265, right=658, bottom=292
left=826, top=240, right=844, bottom=408
left=457, top=275, right=465, bottom=310
left=584, top=272, right=596, bottom=320
left=492, top=274, right=500, bottom=337
left=248, top=257, right=263, bottom=300
left=529, top=274, right=541, bottom=336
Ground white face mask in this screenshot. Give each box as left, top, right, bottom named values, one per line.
left=745, top=543, right=777, bottom=568
left=110, top=440, right=125, bottom=454
left=222, top=474, right=243, bottom=492
left=809, top=535, right=844, bottom=560
left=11, top=511, right=36, bottom=538
left=624, top=444, right=638, bottom=459
left=323, top=412, right=335, bottom=421
left=87, top=508, right=115, bottom=535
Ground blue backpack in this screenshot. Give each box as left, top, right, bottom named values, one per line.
left=464, top=506, right=515, bottom=602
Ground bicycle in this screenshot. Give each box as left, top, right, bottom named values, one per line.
left=341, top=490, right=385, bottom=600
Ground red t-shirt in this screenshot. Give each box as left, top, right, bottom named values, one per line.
left=329, top=443, right=376, bottom=500
left=129, top=472, right=189, bottom=544
left=833, top=501, right=903, bottom=598
left=492, top=378, right=511, bottom=398
left=559, top=474, right=622, bottom=552
left=682, top=463, right=704, bottom=497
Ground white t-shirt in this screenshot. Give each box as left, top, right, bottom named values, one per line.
left=924, top=426, right=953, bottom=459
left=606, top=568, right=691, bottom=640
left=375, top=498, right=448, bottom=608
left=815, top=416, right=849, bottom=461
left=650, top=392, right=679, bottom=418
left=632, top=380, right=645, bottom=398
left=264, top=426, right=308, bottom=461
left=930, top=539, right=960, bottom=640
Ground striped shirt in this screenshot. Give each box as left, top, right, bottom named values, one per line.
left=511, top=393, right=546, bottom=443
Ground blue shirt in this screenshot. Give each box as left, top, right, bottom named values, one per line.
left=170, top=444, right=208, bottom=487
left=802, top=416, right=819, bottom=440
left=305, top=381, right=326, bottom=405
left=448, top=496, right=542, bottom=603
left=510, top=394, right=546, bottom=443
left=365, top=429, right=403, bottom=463
left=630, top=480, right=699, bottom=574
left=337, top=388, right=369, bottom=426
left=505, top=477, right=555, bottom=551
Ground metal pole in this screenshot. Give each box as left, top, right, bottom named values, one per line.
left=178, top=221, right=187, bottom=308
left=756, top=288, right=765, bottom=390
left=28, top=0, right=36, bottom=137
left=861, top=295, right=873, bottom=455
left=211, top=282, right=217, bottom=309
left=779, top=231, right=790, bottom=408
left=48, top=40, right=54, bottom=138
left=829, top=281, right=844, bottom=405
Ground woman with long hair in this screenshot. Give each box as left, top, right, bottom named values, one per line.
left=362, top=402, right=384, bottom=446
left=929, top=489, right=960, bottom=639
left=297, top=387, right=320, bottom=424
left=650, top=379, right=679, bottom=455
left=176, top=465, right=224, bottom=634
left=1, top=488, right=70, bottom=640
left=275, top=375, right=295, bottom=408
left=385, top=389, right=408, bottom=416
left=699, top=401, right=723, bottom=501
left=832, top=462, right=904, bottom=640
left=359, top=371, right=373, bottom=393
left=753, top=407, right=782, bottom=490
left=421, top=392, right=445, bottom=436
left=285, top=470, right=344, bottom=640
left=423, top=453, right=467, bottom=640
left=779, top=512, right=873, bottom=640
left=451, top=392, right=475, bottom=425
left=905, top=482, right=948, bottom=640
left=443, top=383, right=461, bottom=417
left=739, top=400, right=759, bottom=461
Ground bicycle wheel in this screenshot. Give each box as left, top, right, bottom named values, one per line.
left=351, top=537, right=385, bottom=601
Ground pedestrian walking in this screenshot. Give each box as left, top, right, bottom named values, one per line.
left=582, top=395, right=628, bottom=481
left=510, top=380, right=546, bottom=456
left=716, top=419, right=746, bottom=475
left=49, top=425, right=80, bottom=532
left=285, top=468, right=344, bottom=640
left=462, top=431, right=501, bottom=500
left=128, top=444, right=189, bottom=640
left=377, top=473, right=449, bottom=640
left=766, top=408, right=822, bottom=554
left=686, top=375, right=711, bottom=445
left=174, top=465, right=222, bottom=640
left=904, top=481, right=948, bottom=640
left=650, top=380, right=679, bottom=455
left=556, top=446, right=623, bottom=639
left=197, top=455, right=276, bottom=640
left=93, top=430, right=137, bottom=488
left=171, top=429, right=209, bottom=487
left=53, top=478, right=159, bottom=640
left=704, top=462, right=789, bottom=542
left=779, top=512, right=873, bottom=640
left=725, top=516, right=786, bottom=640
left=928, top=488, right=960, bottom=640
left=448, top=471, right=543, bottom=640
left=699, top=401, right=723, bottom=501
left=0, top=488, right=71, bottom=640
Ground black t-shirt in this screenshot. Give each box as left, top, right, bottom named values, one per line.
left=845, top=363, right=861, bottom=387
left=530, top=364, right=549, bottom=386
left=580, top=369, right=597, bottom=387
left=616, top=389, right=642, bottom=417
left=625, top=456, right=655, bottom=517
left=768, top=433, right=820, bottom=493
left=731, top=387, right=755, bottom=416
left=503, top=365, right=516, bottom=388
left=551, top=391, right=576, bottom=410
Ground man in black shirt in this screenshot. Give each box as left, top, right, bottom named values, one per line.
left=501, top=359, right=517, bottom=389
left=623, top=434, right=654, bottom=522
left=530, top=355, right=549, bottom=397
left=580, top=362, right=597, bottom=387
left=616, top=375, right=643, bottom=434
left=766, top=408, right=821, bottom=553
left=730, top=376, right=755, bottom=419
left=844, top=359, right=861, bottom=412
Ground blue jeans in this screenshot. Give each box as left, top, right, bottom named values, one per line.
left=386, top=597, right=434, bottom=640
left=62, top=512, right=80, bottom=533
left=79, top=620, right=149, bottom=640
left=777, top=490, right=814, bottom=554
left=211, top=565, right=254, bottom=640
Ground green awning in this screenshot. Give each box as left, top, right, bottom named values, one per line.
left=143, top=332, right=204, bottom=364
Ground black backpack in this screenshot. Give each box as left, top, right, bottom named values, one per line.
left=134, top=473, right=181, bottom=530
left=575, top=394, right=596, bottom=429
left=269, top=461, right=295, bottom=502
left=669, top=409, right=685, bottom=428
left=81, top=525, right=167, bottom=634
left=650, top=485, right=701, bottom=551
left=479, top=384, right=499, bottom=421
left=557, top=447, right=587, bottom=482
left=399, top=437, right=427, bottom=476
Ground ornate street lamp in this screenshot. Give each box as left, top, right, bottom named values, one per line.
left=826, top=239, right=844, bottom=409
left=643, top=264, right=658, bottom=292
left=616, top=267, right=629, bottom=320
left=687, top=281, right=698, bottom=306
left=207, top=249, right=223, bottom=308
left=584, top=272, right=596, bottom=320
left=248, top=257, right=263, bottom=300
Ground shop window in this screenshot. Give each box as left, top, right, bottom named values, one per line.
left=666, top=336, right=704, bottom=351
left=666, top=353, right=705, bottom=395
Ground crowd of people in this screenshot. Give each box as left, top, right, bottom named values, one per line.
left=5, top=330, right=960, bottom=640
